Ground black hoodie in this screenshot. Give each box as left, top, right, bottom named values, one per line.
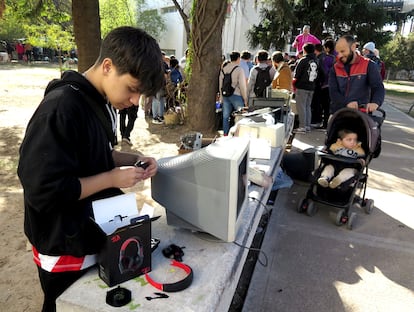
left=18, top=70, right=121, bottom=257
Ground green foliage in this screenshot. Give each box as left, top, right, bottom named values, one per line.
left=100, top=0, right=138, bottom=37
left=100, top=0, right=165, bottom=40
left=248, top=0, right=392, bottom=51
left=382, top=33, right=414, bottom=71
left=0, top=0, right=73, bottom=49
left=247, top=0, right=294, bottom=50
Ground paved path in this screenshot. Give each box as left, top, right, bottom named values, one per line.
left=243, top=102, right=414, bottom=312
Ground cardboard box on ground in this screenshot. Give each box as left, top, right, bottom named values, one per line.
left=92, top=193, right=154, bottom=287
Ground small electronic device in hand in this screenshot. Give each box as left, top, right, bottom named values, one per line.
left=134, top=160, right=149, bottom=169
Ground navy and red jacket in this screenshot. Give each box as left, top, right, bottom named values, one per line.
left=329, top=53, right=385, bottom=114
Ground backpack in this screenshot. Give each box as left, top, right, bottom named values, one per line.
left=221, top=66, right=238, bottom=97
left=254, top=66, right=272, bottom=97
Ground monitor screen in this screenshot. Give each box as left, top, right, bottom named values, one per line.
left=151, top=137, right=250, bottom=242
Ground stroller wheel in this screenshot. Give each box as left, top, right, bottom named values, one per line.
left=296, top=198, right=307, bottom=213
left=347, top=212, right=357, bottom=230
left=335, top=209, right=347, bottom=226
left=363, top=199, right=374, bottom=214
left=305, top=200, right=318, bottom=217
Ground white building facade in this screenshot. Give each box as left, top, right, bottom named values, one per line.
left=145, top=0, right=263, bottom=60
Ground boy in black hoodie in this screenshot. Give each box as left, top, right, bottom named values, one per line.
left=17, top=27, right=164, bottom=312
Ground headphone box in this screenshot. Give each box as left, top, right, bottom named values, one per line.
left=92, top=193, right=152, bottom=287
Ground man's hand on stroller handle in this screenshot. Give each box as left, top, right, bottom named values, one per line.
left=346, top=102, right=379, bottom=113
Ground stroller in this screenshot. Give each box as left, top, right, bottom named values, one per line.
left=297, top=107, right=386, bottom=229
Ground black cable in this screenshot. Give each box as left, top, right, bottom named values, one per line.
left=233, top=240, right=268, bottom=267
left=248, top=196, right=271, bottom=215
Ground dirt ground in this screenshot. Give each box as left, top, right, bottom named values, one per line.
left=0, top=64, right=204, bottom=312
left=0, top=64, right=412, bottom=312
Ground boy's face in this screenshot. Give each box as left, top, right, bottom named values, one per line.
left=101, top=59, right=142, bottom=110
left=341, top=133, right=358, bottom=149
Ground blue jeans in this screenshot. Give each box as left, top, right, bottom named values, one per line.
left=222, top=94, right=244, bottom=135
left=152, top=90, right=165, bottom=119
left=295, top=89, right=314, bottom=129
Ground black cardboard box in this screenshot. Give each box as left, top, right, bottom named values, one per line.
left=92, top=193, right=152, bottom=287
left=98, top=217, right=151, bottom=287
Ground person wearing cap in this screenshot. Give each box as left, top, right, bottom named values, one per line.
left=362, top=41, right=383, bottom=79
left=292, top=25, right=321, bottom=56
left=329, top=35, right=384, bottom=114
left=362, top=41, right=379, bottom=62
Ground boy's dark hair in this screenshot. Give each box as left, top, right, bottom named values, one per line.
left=303, top=43, right=315, bottom=54
left=323, top=39, right=335, bottom=52
left=241, top=50, right=251, bottom=60
left=96, top=26, right=164, bottom=96
left=257, top=50, right=269, bottom=62
left=338, top=129, right=357, bottom=140
left=229, top=51, right=241, bottom=62
left=170, top=58, right=179, bottom=68
left=315, top=43, right=323, bottom=53
left=272, top=51, right=284, bottom=63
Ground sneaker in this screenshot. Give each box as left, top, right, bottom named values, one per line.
left=152, top=117, right=163, bottom=124
left=310, top=123, right=322, bottom=128
left=329, top=177, right=342, bottom=189
left=293, top=127, right=306, bottom=134
left=317, top=177, right=329, bottom=188
left=306, top=127, right=311, bottom=133
left=122, top=137, right=132, bottom=145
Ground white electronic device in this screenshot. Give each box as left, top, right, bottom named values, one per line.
left=237, top=122, right=285, bottom=148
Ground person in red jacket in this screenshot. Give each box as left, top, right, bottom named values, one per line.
left=329, top=35, right=384, bottom=115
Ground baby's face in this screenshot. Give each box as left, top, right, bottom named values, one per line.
left=341, top=133, right=358, bottom=149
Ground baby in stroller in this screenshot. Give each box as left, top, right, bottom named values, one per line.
left=317, top=129, right=365, bottom=189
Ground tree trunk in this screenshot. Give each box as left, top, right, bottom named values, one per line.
left=72, top=0, right=101, bottom=72
left=187, top=0, right=227, bottom=134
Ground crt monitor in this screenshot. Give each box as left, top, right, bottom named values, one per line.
left=151, top=137, right=249, bottom=242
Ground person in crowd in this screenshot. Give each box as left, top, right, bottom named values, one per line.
left=310, top=43, right=325, bottom=127
left=169, top=58, right=183, bottom=87
left=374, top=48, right=386, bottom=80
left=179, top=48, right=188, bottom=68
left=240, top=50, right=253, bottom=83
left=218, top=50, right=248, bottom=136
left=24, top=42, right=33, bottom=63
left=292, top=43, right=320, bottom=133
left=318, top=129, right=365, bottom=189
left=329, top=35, right=384, bottom=114
left=319, top=39, right=336, bottom=129
left=16, top=41, right=24, bottom=60
left=288, top=54, right=297, bottom=71
left=289, top=51, right=303, bottom=72
left=271, top=51, right=292, bottom=91
left=292, top=25, right=321, bottom=57
left=247, top=50, right=276, bottom=98
left=17, top=26, right=164, bottom=312
left=362, top=41, right=383, bottom=78
left=163, top=57, right=183, bottom=110
left=152, top=52, right=170, bottom=124
left=119, top=105, right=138, bottom=145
